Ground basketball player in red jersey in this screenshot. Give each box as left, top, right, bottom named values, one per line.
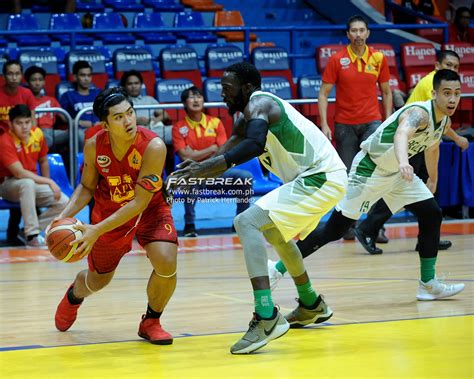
left=53, top=87, right=178, bottom=344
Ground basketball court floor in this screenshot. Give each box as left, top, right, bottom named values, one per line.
left=0, top=220, right=473, bottom=378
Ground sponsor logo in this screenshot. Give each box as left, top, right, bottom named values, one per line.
left=340, top=57, right=350, bottom=66
left=97, top=155, right=111, bottom=168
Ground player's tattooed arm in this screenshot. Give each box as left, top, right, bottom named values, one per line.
left=136, top=174, right=163, bottom=193
left=398, top=106, right=429, bottom=135
left=394, top=107, right=428, bottom=182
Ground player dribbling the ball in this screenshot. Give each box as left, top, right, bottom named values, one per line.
left=52, top=87, right=178, bottom=345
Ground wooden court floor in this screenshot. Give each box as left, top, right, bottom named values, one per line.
left=0, top=220, right=473, bottom=378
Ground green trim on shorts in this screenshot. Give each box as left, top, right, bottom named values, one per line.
left=303, top=172, right=327, bottom=189
left=355, top=154, right=376, bottom=178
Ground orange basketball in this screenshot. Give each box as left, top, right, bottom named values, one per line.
left=46, top=218, right=85, bottom=263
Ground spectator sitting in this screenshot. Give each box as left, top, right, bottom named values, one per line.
left=120, top=70, right=170, bottom=133
left=24, top=66, right=80, bottom=151
left=0, top=59, right=37, bottom=244
left=448, top=6, right=474, bottom=43
left=0, top=60, right=36, bottom=132
left=59, top=60, right=101, bottom=139
left=0, top=105, right=68, bottom=247
left=172, top=86, right=253, bottom=237
left=120, top=70, right=174, bottom=176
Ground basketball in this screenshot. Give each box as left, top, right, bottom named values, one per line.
left=46, top=218, right=85, bottom=263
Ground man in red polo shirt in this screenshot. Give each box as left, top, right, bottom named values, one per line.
left=0, top=105, right=68, bottom=247
left=318, top=14, right=393, bottom=239
left=0, top=60, right=36, bottom=132
left=172, top=86, right=252, bottom=237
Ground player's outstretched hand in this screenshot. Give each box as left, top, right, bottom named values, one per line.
left=399, top=163, right=414, bottom=182
left=72, top=223, right=100, bottom=258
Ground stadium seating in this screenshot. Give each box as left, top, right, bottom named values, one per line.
left=316, top=44, right=344, bottom=74
left=103, top=0, right=145, bottom=12
left=50, top=13, right=94, bottom=45
left=7, top=14, right=51, bottom=46
left=442, top=42, right=474, bottom=71
left=203, top=78, right=233, bottom=137
left=261, top=77, right=293, bottom=99
left=415, top=17, right=444, bottom=44
left=160, top=45, right=202, bottom=87
left=251, top=46, right=296, bottom=97
left=113, top=47, right=156, bottom=97
left=400, top=42, right=436, bottom=90
left=93, top=13, right=136, bottom=44
left=174, top=11, right=217, bottom=43
left=67, top=49, right=109, bottom=89
left=143, top=0, right=184, bottom=12
left=155, top=78, right=194, bottom=121
left=76, top=0, right=105, bottom=12
left=48, top=154, right=74, bottom=196
left=19, top=50, right=61, bottom=97
left=214, top=11, right=257, bottom=42
left=235, top=158, right=280, bottom=196
left=133, top=12, right=177, bottom=44
left=182, top=0, right=223, bottom=12
left=205, top=44, right=244, bottom=78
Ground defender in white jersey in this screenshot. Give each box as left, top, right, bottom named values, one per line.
left=270, top=69, right=465, bottom=303
left=172, top=62, right=347, bottom=354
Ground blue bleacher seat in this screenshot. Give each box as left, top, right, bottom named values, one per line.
left=155, top=79, right=194, bottom=103
left=205, top=44, right=243, bottom=78
left=76, top=152, right=84, bottom=186
left=48, top=154, right=73, bottom=196
left=174, top=12, right=217, bottom=43
left=203, top=78, right=222, bottom=102
left=0, top=37, right=7, bottom=47
left=297, top=75, right=336, bottom=99
left=93, top=13, right=136, bottom=44
left=103, top=0, right=145, bottom=12
left=76, top=0, right=105, bottom=12
left=133, top=12, right=177, bottom=44
left=143, top=0, right=184, bottom=12
left=261, top=76, right=293, bottom=100
left=160, top=45, right=202, bottom=87
left=50, top=13, right=94, bottom=45
left=252, top=46, right=296, bottom=97
left=235, top=158, right=280, bottom=195
left=7, top=14, right=51, bottom=46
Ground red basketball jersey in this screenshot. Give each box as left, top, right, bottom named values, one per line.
left=92, top=127, right=167, bottom=224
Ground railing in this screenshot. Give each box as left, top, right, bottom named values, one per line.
left=40, top=93, right=473, bottom=188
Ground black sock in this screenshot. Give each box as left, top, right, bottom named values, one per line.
left=67, top=286, right=83, bottom=305
left=27, top=234, right=38, bottom=241
left=146, top=305, right=162, bottom=319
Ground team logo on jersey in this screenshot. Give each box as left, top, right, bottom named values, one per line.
left=340, top=57, right=350, bottom=66
left=179, top=126, right=189, bottom=137
left=128, top=148, right=142, bottom=170
left=97, top=155, right=112, bottom=168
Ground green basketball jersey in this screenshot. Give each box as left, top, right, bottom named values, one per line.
left=360, top=100, right=448, bottom=173
left=249, top=91, right=345, bottom=183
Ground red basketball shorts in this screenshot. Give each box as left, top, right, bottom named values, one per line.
left=88, top=204, right=177, bottom=274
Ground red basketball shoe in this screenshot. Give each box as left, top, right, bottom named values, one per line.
left=55, top=284, right=82, bottom=332
left=138, top=315, right=173, bottom=345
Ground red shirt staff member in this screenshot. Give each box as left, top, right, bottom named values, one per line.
left=53, top=87, right=178, bottom=345
left=318, top=15, right=392, bottom=240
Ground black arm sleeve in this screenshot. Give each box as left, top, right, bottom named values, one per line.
left=223, top=118, right=269, bottom=168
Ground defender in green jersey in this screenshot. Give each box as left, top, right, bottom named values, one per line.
left=173, top=62, right=347, bottom=354
left=270, top=69, right=465, bottom=302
